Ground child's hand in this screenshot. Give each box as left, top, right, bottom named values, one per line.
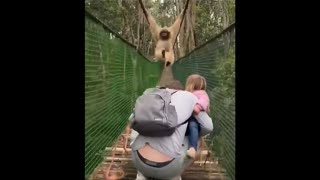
left=193, top=104, right=201, bottom=114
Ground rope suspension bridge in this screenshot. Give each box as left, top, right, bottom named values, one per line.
left=85, top=6, right=235, bottom=180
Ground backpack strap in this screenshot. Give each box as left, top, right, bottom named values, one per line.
left=158, top=87, right=178, bottom=94
left=169, top=90, right=178, bottom=104
left=176, top=119, right=189, bottom=127
left=171, top=90, right=178, bottom=95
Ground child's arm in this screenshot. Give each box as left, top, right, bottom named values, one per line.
left=193, top=104, right=202, bottom=114
left=196, top=91, right=210, bottom=112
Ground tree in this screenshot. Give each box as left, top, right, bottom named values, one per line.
left=85, top=0, right=235, bottom=61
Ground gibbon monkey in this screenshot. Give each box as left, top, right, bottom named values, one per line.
left=139, top=0, right=189, bottom=66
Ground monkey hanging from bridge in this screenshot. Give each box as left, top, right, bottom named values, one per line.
left=139, top=0, right=189, bottom=67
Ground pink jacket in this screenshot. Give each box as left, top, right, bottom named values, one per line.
left=193, top=90, right=210, bottom=112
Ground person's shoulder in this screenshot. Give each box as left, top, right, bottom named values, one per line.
left=176, top=90, right=193, bottom=95
left=175, top=90, right=197, bottom=100
left=143, top=87, right=156, bottom=94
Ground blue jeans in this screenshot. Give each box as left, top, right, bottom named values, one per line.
left=186, top=116, right=200, bottom=150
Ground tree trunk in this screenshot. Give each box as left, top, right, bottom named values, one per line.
left=177, top=0, right=196, bottom=58
left=218, top=0, right=230, bottom=51
left=142, top=13, right=146, bottom=53
left=176, top=0, right=185, bottom=59
left=136, top=2, right=141, bottom=50
left=188, top=0, right=196, bottom=53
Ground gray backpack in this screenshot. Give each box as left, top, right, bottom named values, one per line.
left=131, top=88, right=187, bottom=137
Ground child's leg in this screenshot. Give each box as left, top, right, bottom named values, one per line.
left=188, top=118, right=200, bottom=150
left=186, top=116, right=200, bottom=159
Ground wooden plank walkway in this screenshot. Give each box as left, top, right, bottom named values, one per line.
left=89, top=129, right=227, bottom=180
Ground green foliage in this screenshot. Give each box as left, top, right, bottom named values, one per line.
left=85, top=0, right=235, bottom=57
left=86, top=0, right=124, bottom=33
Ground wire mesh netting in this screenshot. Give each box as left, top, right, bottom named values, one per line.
left=173, top=25, right=235, bottom=179
left=85, top=12, right=162, bottom=178
left=85, top=10, right=235, bottom=180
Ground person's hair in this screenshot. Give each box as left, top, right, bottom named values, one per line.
left=164, top=80, right=184, bottom=90
left=185, top=74, right=207, bottom=92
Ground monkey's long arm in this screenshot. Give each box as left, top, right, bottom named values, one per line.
left=147, top=11, right=161, bottom=41
left=168, top=11, right=183, bottom=42
left=139, top=0, right=160, bottom=41
left=168, top=0, right=190, bottom=43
